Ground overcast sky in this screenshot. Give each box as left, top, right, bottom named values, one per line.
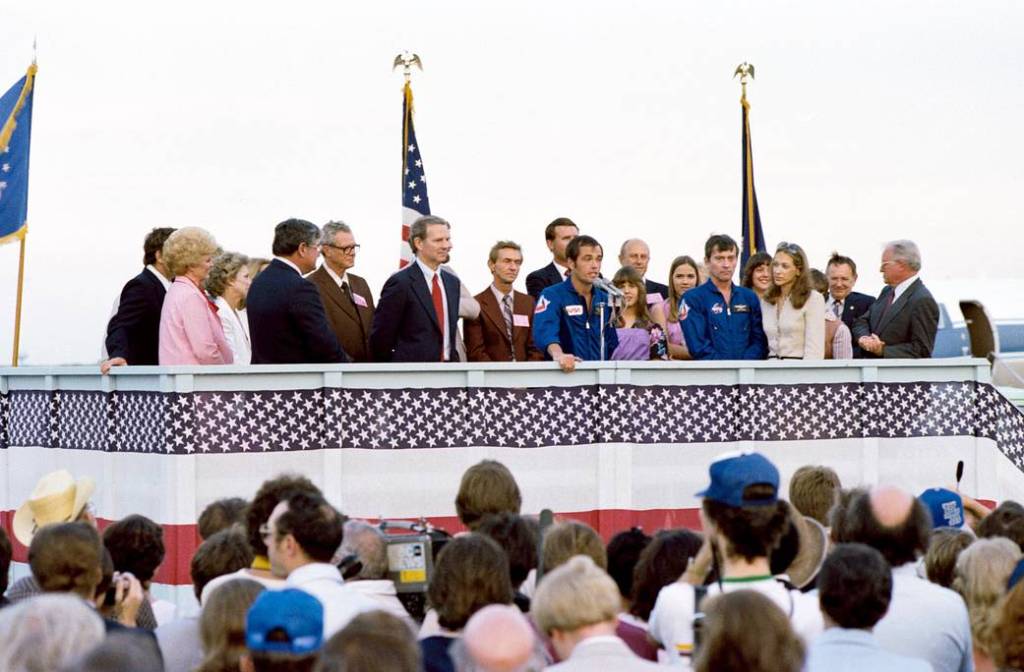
left=0, top=1, right=1022, bottom=365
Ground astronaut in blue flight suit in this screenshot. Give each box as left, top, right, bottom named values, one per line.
left=532, top=234, right=619, bottom=373
left=681, top=234, right=768, bottom=360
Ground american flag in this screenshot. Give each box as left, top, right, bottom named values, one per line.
left=400, top=81, right=431, bottom=268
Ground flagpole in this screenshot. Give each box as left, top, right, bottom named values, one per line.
left=735, top=62, right=758, bottom=262
left=11, top=231, right=26, bottom=366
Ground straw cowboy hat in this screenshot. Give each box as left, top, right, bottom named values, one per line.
left=12, top=470, right=96, bottom=545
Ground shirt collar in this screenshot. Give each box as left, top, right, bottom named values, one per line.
left=553, top=261, right=570, bottom=278
left=323, top=263, right=347, bottom=287
left=490, top=284, right=512, bottom=304
left=286, top=562, right=343, bottom=585
left=892, top=274, right=918, bottom=299
left=415, top=256, right=441, bottom=283
left=146, top=265, right=172, bottom=291
left=275, top=256, right=304, bottom=276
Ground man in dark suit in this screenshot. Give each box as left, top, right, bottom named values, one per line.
left=308, top=221, right=375, bottom=362
left=246, top=219, right=349, bottom=364
left=525, top=217, right=578, bottom=300
left=619, top=238, right=669, bottom=304
left=101, top=227, right=176, bottom=374
left=465, top=241, right=544, bottom=362
left=371, top=215, right=461, bottom=362
left=852, top=240, right=939, bottom=359
left=825, top=253, right=875, bottom=357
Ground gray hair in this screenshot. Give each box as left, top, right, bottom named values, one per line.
left=619, top=238, right=649, bottom=258
left=0, top=594, right=105, bottom=671
left=886, top=239, right=922, bottom=271
left=338, top=520, right=389, bottom=580
left=408, top=215, right=450, bottom=254
left=320, top=220, right=352, bottom=245
left=205, top=252, right=250, bottom=298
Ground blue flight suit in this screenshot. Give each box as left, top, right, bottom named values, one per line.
left=680, top=280, right=768, bottom=360
left=532, top=279, right=619, bottom=361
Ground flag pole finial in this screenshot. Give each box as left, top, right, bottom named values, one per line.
left=32, top=36, right=37, bottom=65
left=393, top=52, right=423, bottom=84
left=734, top=62, right=755, bottom=101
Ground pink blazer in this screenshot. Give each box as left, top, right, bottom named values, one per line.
left=158, top=277, right=234, bottom=365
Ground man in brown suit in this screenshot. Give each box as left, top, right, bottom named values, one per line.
left=309, top=221, right=375, bottom=362
left=464, top=241, right=543, bottom=362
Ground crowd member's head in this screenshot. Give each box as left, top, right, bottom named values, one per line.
left=693, top=590, right=805, bottom=672
left=244, top=588, right=324, bottom=672
left=703, top=234, right=739, bottom=288
left=199, top=497, right=249, bottom=540
left=817, top=543, right=892, bottom=630
left=142, top=227, right=176, bottom=275
left=64, top=630, right=164, bottom=672
left=335, top=520, right=389, bottom=581
left=612, top=266, right=652, bottom=323
left=266, top=491, right=345, bottom=579
left=825, top=253, right=859, bottom=302
left=977, top=501, right=1024, bottom=548
left=162, top=226, right=220, bottom=284
left=827, top=486, right=868, bottom=544
left=880, top=239, right=921, bottom=287
left=246, top=474, right=323, bottom=560
left=666, top=255, right=700, bottom=321
left=809, top=268, right=829, bottom=296
left=476, top=513, right=539, bottom=592
left=953, top=537, right=1023, bottom=660
left=630, top=528, right=703, bottom=621
left=320, top=220, right=360, bottom=276
left=29, top=522, right=103, bottom=599
left=789, top=465, right=842, bottom=526
left=206, top=252, right=253, bottom=309
left=428, top=533, right=514, bottom=631
left=13, top=469, right=96, bottom=546
left=566, top=235, right=603, bottom=287
left=193, top=527, right=256, bottom=603
left=102, top=514, right=165, bottom=589
left=453, top=604, right=541, bottom=672
left=272, top=218, right=322, bottom=275
left=408, top=215, right=452, bottom=270
left=833, top=485, right=930, bottom=568
left=741, top=251, right=772, bottom=298
left=920, top=487, right=966, bottom=530
left=993, top=582, right=1024, bottom=671
left=770, top=503, right=828, bottom=589
left=198, top=578, right=266, bottom=672
left=488, top=241, right=524, bottom=290
left=541, top=520, right=607, bottom=575
left=605, top=527, right=651, bottom=607
left=544, top=217, right=579, bottom=266
left=0, top=525, right=11, bottom=598
left=455, top=460, right=522, bottom=531
left=619, top=239, right=653, bottom=279
left=925, top=528, right=975, bottom=588
left=0, top=594, right=105, bottom=671
left=698, top=452, right=789, bottom=565
left=316, top=611, right=421, bottom=672
left=532, top=555, right=622, bottom=661
left=765, top=241, right=812, bottom=309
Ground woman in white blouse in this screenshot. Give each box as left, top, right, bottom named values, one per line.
left=205, top=252, right=253, bottom=364
left=760, top=242, right=825, bottom=359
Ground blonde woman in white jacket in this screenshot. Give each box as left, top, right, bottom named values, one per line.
left=760, top=242, right=825, bottom=359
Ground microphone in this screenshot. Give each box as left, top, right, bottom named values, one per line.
left=593, top=277, right=624, bottom=298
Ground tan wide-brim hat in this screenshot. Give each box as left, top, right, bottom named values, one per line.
left=786, top=514, right=829, bottom=589
left=12, top=469, right=96, bottom=546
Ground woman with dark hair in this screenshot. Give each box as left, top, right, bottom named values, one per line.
left=741, top=251, right=773, bottom=299
left=663, top=256, right=700, bottom=360
left=611, top=266, right=668, bottom=360
left=694, top=590, right=806, bottom=672
left=761, top=242, right=825, bottom=359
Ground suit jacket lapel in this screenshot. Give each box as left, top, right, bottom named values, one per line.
left=316, top=269, right=359, bottom=322
left=478, top=290, right=507, bottom=338
left=408, top=266, right=441, bottom=331
left=877, top=279, right=919, bottom=334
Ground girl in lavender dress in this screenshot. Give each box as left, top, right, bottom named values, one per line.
left=661, top=256, right=701, bottom=361
left=611, top=267, right=668, bottom=360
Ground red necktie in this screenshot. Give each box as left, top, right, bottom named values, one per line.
left=432, top=274, right=445, bottom=359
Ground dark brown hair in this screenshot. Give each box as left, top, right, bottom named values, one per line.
left=143, top=227, right=176, bottom=266
left=764, top=242, right=813, bottom=310
left=740, top=252, right=772, bottom=290
left=826, top=252, right=858, bottom=277
left=102, top=514, right=166, bottom=585
left=789, top=465, right=842, bottom=526
left=274, top=492, right=345, bottom=564
left=693, top=590, right=805, bottom=672
left=630, top=529, right=703, bottom=621
left=925, top=528, right=975, bottom=588
left=544, top=217, right=578, bottom=242
left=190, top=527, right=255, bottom=601
left=455, top=461, right=522, bottom=531
left=29, top=522, right=103, bottom=599
left=612, top=266, right=652, bottom=326
left=427, top=534, right=514, bottom=631
left=246, top=474, right=323, bottom=556
left=702, top=486, right=790, bottom=562
left=666, top=255, right=700, bottom=321
left=199, top=497, right=248, bottom=540
left=541, top=520, right=607, bottom=574
left=316, top=611, right=421, bottom=672
left=477, top=513, right=539, bottom=589
left=834, top=491, right=930, bottom=567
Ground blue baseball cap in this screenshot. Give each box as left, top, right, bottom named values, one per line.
left=919, top=488, right=964, bottom=529
left=246, top=589, right=324, bottom=655
left=696, top=452, right=779, bottom=507
left=1008, top=558, right=1024, bottom=592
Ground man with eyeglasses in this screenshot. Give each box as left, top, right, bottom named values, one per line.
left=246, top=218, right=350, bottom=364
left=309, top=221, right=375, bottom=362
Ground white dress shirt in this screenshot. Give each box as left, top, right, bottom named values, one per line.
left=891, top=274, right=919, bottom=304
left=274, top=256, right=304, bottom=276
left=286, top=562, right=378, bottom=638
left=415, top=257, right=451, bottom=360
left=214, top=296, right=251, bottom=364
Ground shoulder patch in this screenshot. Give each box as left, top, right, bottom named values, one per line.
left=534, top=296, right=549, bottom=314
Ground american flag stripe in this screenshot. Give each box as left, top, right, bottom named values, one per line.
left=400, top=81, right=430, bottom=268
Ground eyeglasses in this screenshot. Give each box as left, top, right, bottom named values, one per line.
left=776, top=241, right=802, bottom=254
left=324, top=243, right=360, bottom=254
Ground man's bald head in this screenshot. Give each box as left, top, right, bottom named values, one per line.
left=870, top=485, right=915, bottom=528
left=834, top=485, right=930, bottom=568
left=619, top=239, right=651, bottom=278
left=462, top=604, right=536, bottom=672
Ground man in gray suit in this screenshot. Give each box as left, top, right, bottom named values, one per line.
left=532, top=556, right=661, bottom=671
left=852, top=240, right=939, bottom=358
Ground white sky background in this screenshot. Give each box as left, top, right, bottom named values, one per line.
left=0, top=0, right=1022, bottom=365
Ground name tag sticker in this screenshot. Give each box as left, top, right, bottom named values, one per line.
left=565, top=305, right=584, bottom=317
left=352, top=293, right=368, bottom=308
left=647, top=292, right=663, bottom=304
left=513, top=314, right=530, bottom=327
left=733, top=304, right=750, bottom=313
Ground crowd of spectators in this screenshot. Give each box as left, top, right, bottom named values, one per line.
left=100, top=215, right=942, bottom=374
left=3, top=452, right=1024, bottom=671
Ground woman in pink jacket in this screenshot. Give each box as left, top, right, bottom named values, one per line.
left=158, top=227, right=234, bottom=365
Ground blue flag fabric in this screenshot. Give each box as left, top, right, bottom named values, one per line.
left=0, top=66, right=36, bottom=246
left=740, top=94, right=766, bottom=269
left=400, top=81, right=431, bottom=267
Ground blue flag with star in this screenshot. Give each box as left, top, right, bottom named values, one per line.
left=400, top=81, right=430, bottom=268
left=0, top=65, right=37, bottom=246
left=740, top=92, right=766, bottom=268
